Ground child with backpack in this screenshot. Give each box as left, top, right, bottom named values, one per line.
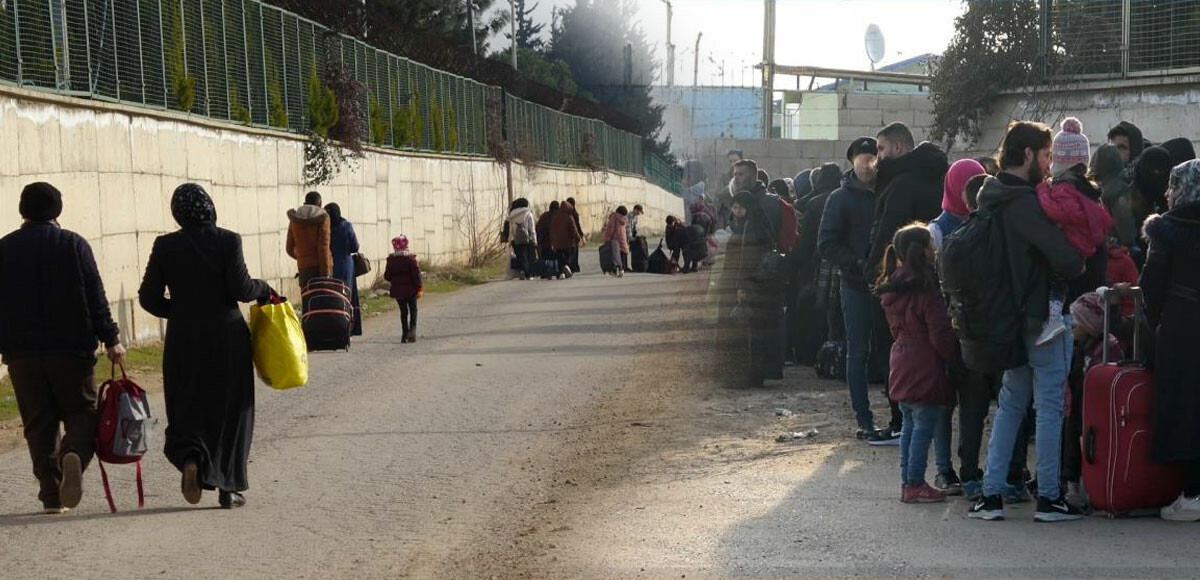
left=1034, top=118, right=1115, bottom=345
left=384, top=235, right=423, bottom=343
left=875, top=224, right=959, bottom=503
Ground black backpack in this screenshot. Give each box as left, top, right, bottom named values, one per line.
left=938, top=200, right=1027, bottom=373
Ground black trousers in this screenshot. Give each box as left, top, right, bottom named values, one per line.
left=957, top=369, right=1032, bottom=484
left=869, top=295, right=903, bottom=430
left=1184, top=461, right=1200, bottom=497
left=8, top=355, right=98, bottom=508
left=397, top=297, right=418, bottom=332
left=512, top=243, right=535, bottom=278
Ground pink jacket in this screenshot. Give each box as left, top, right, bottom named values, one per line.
left=602, top=212, right=629, bottom=254
left=1036, top=179, right=1114, bottom=258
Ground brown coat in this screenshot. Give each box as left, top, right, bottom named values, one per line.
left=551, top=201, right=583, bottom=251
left=286, top=205, right=333, bottom=275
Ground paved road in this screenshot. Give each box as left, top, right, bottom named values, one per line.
left=3, top=253, right=1199, bottom=580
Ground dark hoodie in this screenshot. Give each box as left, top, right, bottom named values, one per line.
left=1134, top=145, right=1175, bottom=220
left=867, top=142, right=950, bottom=274
left=795, top=163, right=843, bottom=285
left=1110, top=121, right=1147, bottom=162
left=1092, top=143, right=1137, bottom=246
left=817, top=169, right=877, bottom=291
left=977, top=173, right=1085, bottom=332
left=1161, top=137, right=1197, bottom=167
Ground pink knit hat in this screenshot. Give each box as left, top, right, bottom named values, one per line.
left=392, top=235, right=409, bottom=251
left=943, top=158, right=986, bottom=216
left=1051, top=117, right=1091, bottom=178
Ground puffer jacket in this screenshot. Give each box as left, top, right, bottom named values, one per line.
left=877, top=270, right=958, bottom=406
left=602, top=212, right=629, bottom=254
left=384, top=251, right=422, bottom=299
left=1036, top=174, right=1114, bottom=258
left=977, top=173, right=1085, bottom=332
left=286, top=204, right=332, bottom=275
left=550, top=201, right=583, bottom=251
left=817, top=169, right=876, bottom=291
left=867, top=142, right=949, bottom=273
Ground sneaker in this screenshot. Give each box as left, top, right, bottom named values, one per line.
left=182, top=461, right=202, bottom=505
left=1160, top=493, right=1200, bottom=522
left=562, top=266, right=573, bottom=279
left=962, top=479, right=984, bottom=502
left=854, top=426, right=878, bottom=440
left=867, top=427, right=902, bottom=446
left=43, top=505, right=70, bottom=515
left=902, top=483, right=947, bottom=504
left=1035, top=495, right=1086, bottom=522
left=936, top=470, right=964, bottom=496
left=219, top=490, right=247, bottom=509
left=1003, top=482, right=1032, bottom=504
left=1032, top=497, right=1089, bottom=523
left=59, top=452, right=83, bottom=509
left=968, top=494, right=1005, bottom=521
left=1035, top=300, right=1066, bottom=345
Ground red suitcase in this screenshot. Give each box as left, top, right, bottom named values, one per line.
left=1081, top=286, right=1182, bottom=516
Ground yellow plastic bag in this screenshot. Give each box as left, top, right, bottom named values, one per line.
left=249, top=301, right=308, bottom=390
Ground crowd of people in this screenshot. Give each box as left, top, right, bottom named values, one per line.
left=708, top=119, right=1200, bottom=523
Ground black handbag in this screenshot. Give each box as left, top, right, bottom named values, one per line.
left=352, top=253, right=372, bottom=277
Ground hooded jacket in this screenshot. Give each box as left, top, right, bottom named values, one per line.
left=506, top=206, right=537, bottom=246
left=817, top=169, right=877, bottom=291
left=603, top=212, right=630, bottom=254
left=1112, top=121, right=1147, bottom=163
left=384, top=251, right=422, bottom=300
left=286, top=204, right=332, bottom=276
left=1161, top=137, right=1197, bottom=167
left=795, top=163, right=843, bottom=286
left=550, top=201, right=583, bottom=251
left=876, top=270, right=958, bottom=406
left=535, top=208, right=557, bottom=256
left=977, top=173, right=1085, bottom=332
left=867, top=142, right=950, bottom=273
left=1139, top=203, right=1200, bottom=462
left=1092, top=144, right=1137, bottom=246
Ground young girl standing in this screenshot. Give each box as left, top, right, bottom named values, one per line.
left=384, top=235, right=423, bottom=343
left=875, top=224, right=959, bottom=503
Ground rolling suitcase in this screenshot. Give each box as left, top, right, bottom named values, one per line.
left=647, top=239, right=671, bottom=274
left=1081, top=286, right=1182, bottom=515
left=630, top=235, right=649, bottom=273
left=301, top=277, right=352, bottom=352
left=598, top=244, right=618, bottom=274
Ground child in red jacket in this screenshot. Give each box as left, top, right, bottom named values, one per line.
left=1035, top=118, right=1115, bottom=345
left=384, top=235, right=423, bottom=343
left=875, top=224, right=960, bottom=504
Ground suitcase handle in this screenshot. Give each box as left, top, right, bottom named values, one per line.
left=1084, top=427, right=1096, bottom=465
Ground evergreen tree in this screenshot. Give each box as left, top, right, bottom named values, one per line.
left=507, top=0, right=546, bottom=51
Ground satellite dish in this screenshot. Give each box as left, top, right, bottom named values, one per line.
left=865, top=24, right=885, bottom=70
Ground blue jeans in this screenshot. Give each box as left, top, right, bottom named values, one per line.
left=900, top=402, right=949, bottom=486
left=983, top=316, right=1073, bottom=500
left=840, top=285, right=875, bottom=430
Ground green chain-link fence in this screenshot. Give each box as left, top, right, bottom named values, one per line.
left=0, top=0, right=678, bottom=189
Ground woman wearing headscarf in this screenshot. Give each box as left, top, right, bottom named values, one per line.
left=536, top=200, right=559, bottom=261
left=325, top=203, right=363, bottom=336
left=1140, top=159, right=1200, bottom=521
left=138, top=183, right=274, bottom=509
left=720, top=190, right=785, bottom=386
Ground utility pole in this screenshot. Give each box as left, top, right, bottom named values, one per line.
left=661, top=0, right=675, bottom=87
left=467, top=0, right=477, bottom=55
left=761, top=0, right=776, bottom=139
left=690, top=32, right=702, bottom=139
left=510, top=0, right=518, bottom=70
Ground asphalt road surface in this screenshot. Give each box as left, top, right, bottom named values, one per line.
left=1, top=253, right=1198, bottom=579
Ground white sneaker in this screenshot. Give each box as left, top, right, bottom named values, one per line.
left=562, top=266, right=573, bottom=279
left=1035, top=299, right=1066, bottom=346
left=1161, top=493, right=1200, bottom=522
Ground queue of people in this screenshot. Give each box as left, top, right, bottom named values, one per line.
left=706, top=118, right=1200, bottom=523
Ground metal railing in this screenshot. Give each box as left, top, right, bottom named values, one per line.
left=643, top=152, right=683, bottom=196
left=1044, top=0, right=1200, bottom=79
left=0, top=0, right=679, bottom=186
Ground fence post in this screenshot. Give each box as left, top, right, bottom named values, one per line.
left=240, top=0, right=253, bottom=122
left=1121, top=0, right=1131, bottom=78
left=109, top=0, right=120, bottom=99
left=219, top=0, right=230, bottom=118
left=12, top=0, right=21, bottom=83
left=257, top=2, right=268, bottom=120
left=158, top=0, right=167, bottom=105
left=277, top=7, right=288, bottom=126
left=134, top=0, right=147, bottom=104
left=197, top=0, right=209, bottom=115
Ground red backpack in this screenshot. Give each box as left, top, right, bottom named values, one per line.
left=775, top=196, right=799, bottom=252
left=95, top=365, right=151, bottom=513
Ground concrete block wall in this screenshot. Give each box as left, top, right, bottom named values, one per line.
left=0, top=87, right=683, bottom=345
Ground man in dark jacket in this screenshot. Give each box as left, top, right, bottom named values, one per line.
left=1107, top=121, right=1147, bottom=166
left=789, top=163, right=842, bottom=365
left=865, top=122, right=950, bottom=443
left=0, top=182, right=125, bottom=514
left=967, top=122, right=1087, bottom=524
left=566, top=197, right=586, bottom=273
left=818, top=138, right=880, bottom=437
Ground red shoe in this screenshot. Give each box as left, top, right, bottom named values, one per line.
left=902, top=482, right=947, bottom=504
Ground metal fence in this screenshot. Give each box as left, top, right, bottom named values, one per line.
left=1044, top=0, right=1200, bottom=79
left=0, top=0, right=678, bottom=185
left=643, top=152, right=682, bottom=196
left=504, top=93, right=643, bottom=175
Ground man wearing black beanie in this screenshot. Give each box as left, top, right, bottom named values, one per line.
left=0, top=182, right=125, bottom=514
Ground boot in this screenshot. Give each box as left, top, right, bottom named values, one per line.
left=407, top=330, right=417, bottom=343
left=401, top=329, right=411, bottom=344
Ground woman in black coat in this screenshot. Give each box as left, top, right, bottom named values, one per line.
left=1139, top=159, right=1200, bottom=521
left=139, top=184, right=274, bottom=509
